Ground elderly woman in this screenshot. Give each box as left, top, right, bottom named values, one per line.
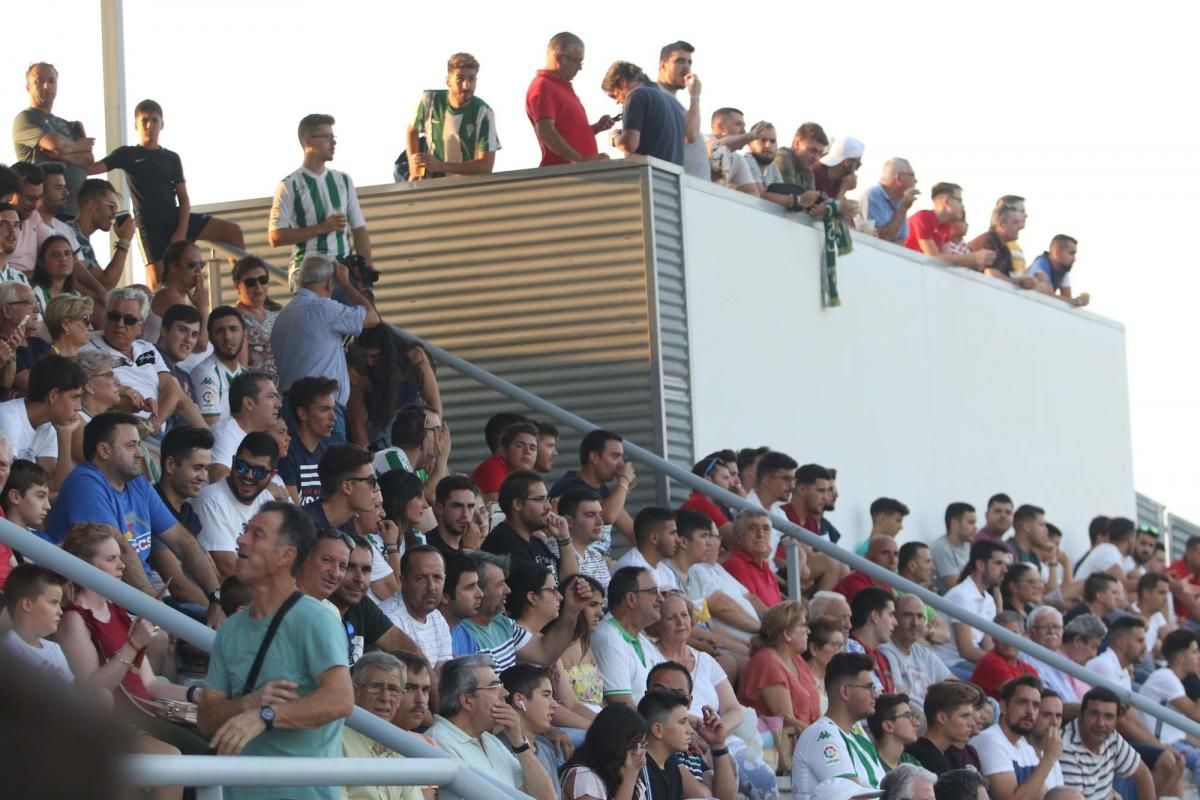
left=342, top=651, right=426, bottom=800
left=45, top=294, right=94, bottom=356
left=233, top=255, right=279, bottom=381
left=738, top=600, right=821, bottom=744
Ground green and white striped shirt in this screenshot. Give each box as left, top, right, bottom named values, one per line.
left=269, top=166, right=366, bottom=278
left=412, top=90, right=501, bottom=172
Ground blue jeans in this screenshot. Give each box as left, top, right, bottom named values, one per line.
left=950, top=660, right=975, bottom=680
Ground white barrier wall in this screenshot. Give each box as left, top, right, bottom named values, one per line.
left=680, top=181, right=1133, bottom=559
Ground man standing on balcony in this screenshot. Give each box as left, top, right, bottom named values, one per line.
left=269, top=114, right=372, bottom=292
left=527, top=32, right=615, bottom=167
left=601, top=62, right=685, bottom=166
left=655, top=40, right=708, bottom=179
left=407, top=54, right=501, bottom=181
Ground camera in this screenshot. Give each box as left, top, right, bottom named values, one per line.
left=338, top=253, right=381, bottom=288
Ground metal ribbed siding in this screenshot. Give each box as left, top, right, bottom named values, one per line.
left=1170, top=513, right=1200, bottom=563
left=648, top=169, right=696, bottom=505
left=197, top=161, right=688, bottom=524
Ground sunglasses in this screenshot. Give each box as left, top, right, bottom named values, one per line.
left=240, top=274, right=270, bottom=287
left=107, top=310, right=141, bottom=326
left=233, top=458, right=271, bottom=481
left=319, top=528, right=356, bottom=550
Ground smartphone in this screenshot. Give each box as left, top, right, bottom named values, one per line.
left=612, top=113, right=623, bottom=122
left=115, top=211, right=131, bottom=226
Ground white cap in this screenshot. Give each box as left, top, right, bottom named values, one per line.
left=813, top=778, right=884, bottom=800
left=820, top=137, right=866, bottom=167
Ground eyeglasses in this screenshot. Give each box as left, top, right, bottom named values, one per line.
left=240, top=274, right=270, bottom=287
left=185, top=259, right=206, bottom=270
left=469, top=681, right=505, bottom=692
left=107, top=311, right=141, bottom=326
left=234, top=458, right=271, bottom=481
left=5, top=299, right=34, bottom=307
left=888, top=711, right=918, bottom=722
left=633, top=586, right=663, bottom=596
left=846, top=682, right=880, bottom=695
left=346, top=475, right=379, bottom=488
left=363, top=682, right=404, bottom=695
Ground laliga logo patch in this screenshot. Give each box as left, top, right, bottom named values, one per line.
left=822, top=744, right=839, bottom=763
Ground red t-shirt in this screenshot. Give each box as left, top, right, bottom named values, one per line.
left=851, top=633, right=896, bottom=694
left=905, top=209, right=952, bottom=253
left=723, top=549, right=782, bottom=606
left=472, top=455, right=511, bottom=494
left=833, top=570, right=890, bottom=605
left=737, top=647, right=821, bottom=725
left=681, top=491, right=730, bottom=528
left=970, top=651, right=1039, bottom=699
left=525, top=70, right=597, bottom=167
left=1168, top=559, right=1200, bottom=620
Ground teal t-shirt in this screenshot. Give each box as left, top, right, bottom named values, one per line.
left=205, top=594, right=349, bottom=800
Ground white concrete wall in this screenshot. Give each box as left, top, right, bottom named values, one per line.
left=680, top=180, right=1133, bottom=559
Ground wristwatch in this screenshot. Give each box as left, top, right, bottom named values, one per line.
left=512, top=738, right=531, bottom=754
left=260, top=705, right=276, bottom=731
left=207, top=588, right=221, bottom=604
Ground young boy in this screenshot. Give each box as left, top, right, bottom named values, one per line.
left=2, top=563, right=73, bottom=683
left=88, top=99, right=244, bottom=287
left=1, top=459, right=52, bottom=537
left=637, top=689, right=737, bottom=800
left=499, top=664, right=563, bottom=784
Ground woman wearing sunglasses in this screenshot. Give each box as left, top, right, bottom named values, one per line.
left=233, top=255, right=279, bottom=381
left=561, top=703, right=650, bottom=800
left=145, top=241, right=210, bottom=367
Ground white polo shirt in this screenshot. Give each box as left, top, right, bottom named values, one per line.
left=934, top=577, right=996, bottom=665
left=84, top=333, right=167, bottom=415
left=589, top=615, right=662, bottom=703
left=611, top=546, right=680, bottom=592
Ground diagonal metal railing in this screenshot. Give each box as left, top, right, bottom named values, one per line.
left=0, top=525, right=531, bottom=800
left=125, top=756, right=459, bottom=800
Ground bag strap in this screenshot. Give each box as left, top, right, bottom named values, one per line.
left=241, top=591, right=304, bottom=697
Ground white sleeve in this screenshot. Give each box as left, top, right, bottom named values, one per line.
left=190, top=361, right=221, bottom=417
left=32, top=424, right=59, bottom=459
left=564, top=767, right=607, bottom=800
left=435, top=617, right=453, bottom=664
left=971, top=730, right=1014, bottom=777
left=591, top=627, right=634, bottom=697
left=799, top=725, right=860, bottom=783
left=733, top=153, right=759, bottom=186
left=194, top=496, right=236, bottom=553
left=269, top=179, right=294, bottom=232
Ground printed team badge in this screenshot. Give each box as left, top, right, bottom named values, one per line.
left=818, top=731, right=832, bottom=740
left=822, top=744, right=839, bottom=763
left=201, top=389, right=216, bottom=405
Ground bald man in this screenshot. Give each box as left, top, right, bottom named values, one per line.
left=833, top=536, right=899, bottom=604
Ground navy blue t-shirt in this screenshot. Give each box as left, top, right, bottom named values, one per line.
left=278, top=437, right=328, bottom=506
left=623, top=83, right=685, bottom=165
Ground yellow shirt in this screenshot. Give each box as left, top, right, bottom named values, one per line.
left=1007, top=241, right=1026, bottom=275
left=341, top=726, right=426, bottom=800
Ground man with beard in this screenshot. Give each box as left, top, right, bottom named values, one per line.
left=426, top=475, right=479, bottom=555
left=194, top=432, right=280, bottom=579
left=775, top=122, right=829, bottom=193
left=189, top=306, right=245, bottom=425
left=378, top=546, right=453, bottom=667
left=706, top=109, right=770, bottom=196
left=969, top=676, right=1063, bottom=800
left=440, top=551, right=484, bottom=632
left=740, top=123, right=805, bottom=210
left=934, top=540, right=1010, bottom=677
left=781, top=463, right=848, bottom=591
left=330, top=536, right=421, bottom=665
left=67, top=178, right=137, bottom=290
left=406, top=54, right=501, bottom=181
left=611, top=506, right=680, bottom=591
left=1029, top=235, right=1089, bottom=307
left=481, top=470, right=578, bottom=581
left=655, top=40, right=707, bottom=179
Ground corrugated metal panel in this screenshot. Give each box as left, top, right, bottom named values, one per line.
left=1170, top=513, right=1200, bottom=563
left=647, top=169, right=695, bottom=505
left=197, top=162, right=673, bottom=534
left=1137, top=492, right=1168, bottom=555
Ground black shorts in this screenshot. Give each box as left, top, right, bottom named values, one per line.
left=137, top=212, right=212, bottom=263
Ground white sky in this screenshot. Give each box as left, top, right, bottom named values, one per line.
left=7, top=0, right=1199, bottom=524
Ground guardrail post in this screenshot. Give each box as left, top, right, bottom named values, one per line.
left=785, top=542, right=802, bottom=601
left=197, top=786, right=223, bottom=800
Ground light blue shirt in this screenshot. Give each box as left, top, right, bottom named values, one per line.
left=865, top=184, right=907, bottom=243
left=270, top=288, right=365, bottom=406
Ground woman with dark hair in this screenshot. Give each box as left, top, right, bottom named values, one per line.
left=560, top=573, right=606, bottom=710
left=31, top=234, right=77, bottom=313
left=1001, top=562, right=1044, bottom=622
left=510, top=564, right=597, bottom=739
left=232, top=255, right=278, bottom=380
left=561, top=703, right=649, bottom=800
left=379, top=468, right=430, bottom=547
left=804, top=615, right=845, bottom=715
left=347, top=324, right=441, bottom=449
left=145, top=240, right=209, bottom=354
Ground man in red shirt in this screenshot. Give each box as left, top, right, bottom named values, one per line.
left=780, top=463, right=848, bottom=590
left=471, top=421, right=539, bottom=502
left=1167, top=536, right=1200, bottom=622
left=834, top=535, right=898, bottom=603
left=905, top=182, right=995, bottom=270
left=722, top=508, right=782, bottom=606
left=526, top=32, right=616, bottom=167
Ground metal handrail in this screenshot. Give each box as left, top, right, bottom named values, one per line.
left=125, top=755, right=459, bottom=800
left=198, top=240, right=1200, bottom=742
left=0, top=525, right=531, bottom=800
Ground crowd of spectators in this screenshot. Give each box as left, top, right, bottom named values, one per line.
left=0, top=40, right=1130, bottom=800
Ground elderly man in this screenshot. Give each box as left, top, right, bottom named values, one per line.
left=866, top=159, right=919, bottom=243
left=342, top=651, right=424, bottom=800
left=591, top=565, right=664, bottom=706
left=722, top=508, right=783, bottom=607
left=526, top=32, right=614, bottom=166
left=882, top=594, right=952, bottom=710
left=84, top=287, right=201, bottom=428
left=1024, top=606, right=1079, bottom=702
left=271, top=254, right=380, bottom=444
left=431, top=655, right=558, bottom=800
left=810, top=590, right=853, bottom=643
left=970, top=205, right=1037, bottom=289
left=880, top=764, right=937, bottom=800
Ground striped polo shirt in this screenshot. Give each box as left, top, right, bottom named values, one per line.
left=269, top=165, right=366, bottom=278
left=1058, top=719, right=1140, bottom=800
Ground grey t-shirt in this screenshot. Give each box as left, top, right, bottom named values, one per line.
left=930, top=535, right=971, bottom=591
left=13, top=108, right=87, bottom=217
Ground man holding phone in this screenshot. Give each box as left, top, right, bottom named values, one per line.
left=526, top=32, right=615, bottom=166
left=269, top=114, right=372, bottom=292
